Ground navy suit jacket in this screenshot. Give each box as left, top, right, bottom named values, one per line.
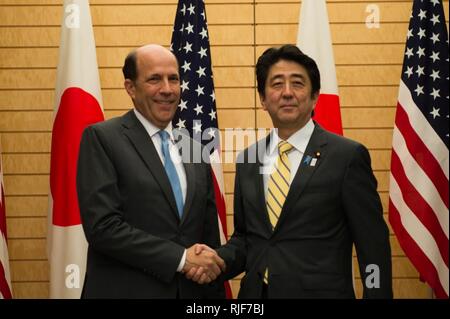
left=218, top=124, right=392, bottom=298
left=77, top=110, right=224, bottom=298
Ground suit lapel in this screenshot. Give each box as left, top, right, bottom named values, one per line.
left=255, top=136, right=274, bottom=234
left=121, top=110, right=180, bottom=220
left=180, top=161, right=195, bottom=225
left=274, top=125, right=328, bottom=231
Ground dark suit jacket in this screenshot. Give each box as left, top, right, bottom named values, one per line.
left=77, top=110, right=224, bottom=298
left=218, top=124, right=392, bottom=298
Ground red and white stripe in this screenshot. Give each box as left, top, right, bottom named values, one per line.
left=297, top=0, right=343, bottom=136
left=389, top=80, right=449, bottom=298
left=0, top=151, right=12, bottom=299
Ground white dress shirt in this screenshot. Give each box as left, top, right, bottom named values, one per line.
left=262, top=119, right=315, bottom=199
left=133, top=108, right=187, bottom=271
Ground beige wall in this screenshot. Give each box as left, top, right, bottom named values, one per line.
left=0, top=0, right=448, bottom=298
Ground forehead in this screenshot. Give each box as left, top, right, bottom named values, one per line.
left=136, top=49, right=179, bottom=75
left=267, top=59, right=309, bottom=80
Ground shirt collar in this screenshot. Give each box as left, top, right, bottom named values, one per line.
left=133, top=108, right=174, bottom=141
left=268, top=119, right=315, bottom=155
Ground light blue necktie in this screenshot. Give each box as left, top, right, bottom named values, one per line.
left=158, top=130, right=184, bottom=217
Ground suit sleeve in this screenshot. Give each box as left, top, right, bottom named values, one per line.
left=217, top=162, right=247, bottom=280
left=341, top=143, right=393, bottom=298
left=77, top=126, right=185, bottom=284
left=201, top=165, right=226, bottom=298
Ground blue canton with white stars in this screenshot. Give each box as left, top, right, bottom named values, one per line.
left=170, top=0, right=219, bottom=145
left=402, top=0, right=449, bottom=147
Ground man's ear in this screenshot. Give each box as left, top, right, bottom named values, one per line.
left=312, top=91, right=320, bottom=110
left=259, top=93, right=267, bottom=111
left=124, top=79, right=136, bottom=100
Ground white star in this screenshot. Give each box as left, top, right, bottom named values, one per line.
left=414, top=85, right=424, bottom=96
left=193, top=121, right=202, bottom=134
left=431, top=14, right=440, bottom=25
left=430, top=88, right=440, bottom=100
left=430, top=107, right=440, bottom=119
left=183, top=42, right=193, bottom=54
left=196, top=66, right=206, bottom=78
left=179, top=24, right=184, bottom=33
left=418, top=9, right=427, bottom=20
left=178, top=99, right=188, bottom=111
left=407, top=28, right=413, bottom=39
left=200, top=28, right=208, bottom=39
left=417, top=46, right=425, bottom=58
left=180, top=3, right=186, bottom=15
left=431, top=33, right=440, bottom=44
left=176, top=118, right=186, bottom=129
left=181, top=60, right=191, bottom=72
left=198, top=47, right=208, bottom=58
left=430, top=70, right=440, bottom=81
left=416, top=66, right=425, bottom=77
left=195, top=85, right=205, bottom=96
left=430, top=51, right=440, bottom=63
left=405, top=47, right=414, bottom=58
left=201, top=10, right=206, bottom=20
left=210, top=91, right=216, bottom=102
left=404, top=66, right=414, bottom=78
left=169, top=43, right=174, bottom=51
left=417, top=28, right=426, bottom=39
left=431, top=0, right=440, bottom=6
left=209, top=109, right=216, bottom=120
left=194, top=104, right=203, bottom=115
left=207, top=129, right=216, bottom=139
left=180, top=80, right=189, bottom=92
left=187, top=3, right=195, bottom=15
left=185, top=23, right=194, bottom=34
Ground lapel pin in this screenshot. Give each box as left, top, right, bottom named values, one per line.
left=310, top=151, right=320, bottom=166
left=303, top=155, right=312, bottom=165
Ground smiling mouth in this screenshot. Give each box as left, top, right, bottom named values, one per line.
left=155, top=100, right=175, bottom=105
left=280, top=105, right=297, bottom=108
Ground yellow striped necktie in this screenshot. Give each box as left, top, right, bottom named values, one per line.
left=264, top=140, right=293, bottom=284
left=267, top=141, right=294, bottom=229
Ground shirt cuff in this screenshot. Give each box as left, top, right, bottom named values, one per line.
left=177, top=249, right=187, bottom=272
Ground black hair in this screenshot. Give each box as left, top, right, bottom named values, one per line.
left=122, top=50, right=138, bottom=81
left=256, top=44, right=320, bottom=98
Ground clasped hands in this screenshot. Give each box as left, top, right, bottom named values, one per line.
left=182, top=244, right=225, bottom=284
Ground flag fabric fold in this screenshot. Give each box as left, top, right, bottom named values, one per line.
left=0, top=148, right=12, bottom=299
left=48, top=0, right=104, bottom=298
left=297, top=0, right=343, bottom=135
left=170, top=0, right=232, bottom=298
left=389, top=0, right=449, bottom=299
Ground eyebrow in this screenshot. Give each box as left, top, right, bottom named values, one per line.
left=270, top=73, right=305, bottom=81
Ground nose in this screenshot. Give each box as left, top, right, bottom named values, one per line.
left=282, top=83, right=293, bottom=98
left=160, top=79, right=172, bottom=95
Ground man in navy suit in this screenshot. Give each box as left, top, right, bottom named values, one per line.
left=77, top=44, right=225, bottom=298
left=193, top=45, right=392, bottom=298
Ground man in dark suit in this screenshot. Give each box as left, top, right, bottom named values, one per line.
left=76, top=44, right=225, bottom=298
left=195, top=45, right=392, bottom=298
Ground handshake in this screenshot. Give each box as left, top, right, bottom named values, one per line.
left=182, top=244, right=226, bottom=284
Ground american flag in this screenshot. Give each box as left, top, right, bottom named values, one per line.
left=170, top=0, right=232, bottom=298
left=389, top=0, right=449, bottom=298
left=0, top=148, right=12, bottom=299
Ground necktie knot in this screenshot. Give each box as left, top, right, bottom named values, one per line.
left=278, top=141, right=293, bottom=155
